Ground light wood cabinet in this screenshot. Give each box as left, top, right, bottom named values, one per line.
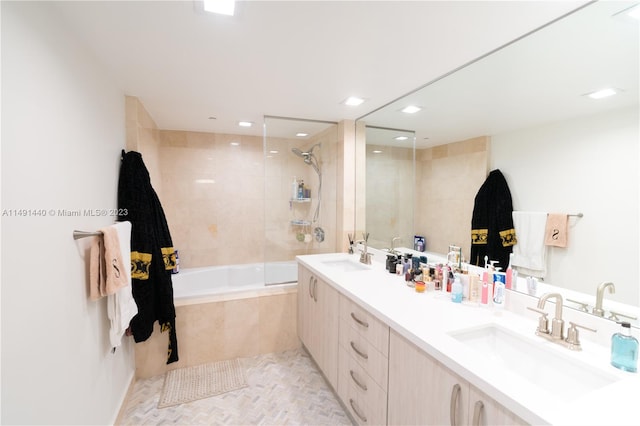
left=338, top=295, right=390, bottom=425
left=297, top=265, right=339, bottom=388
left=388, top=330, right=526, bottom=426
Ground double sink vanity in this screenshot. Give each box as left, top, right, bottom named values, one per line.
left=297, top=249, right=639, bottom=425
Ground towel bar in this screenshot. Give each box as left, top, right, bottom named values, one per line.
left=73, top=230, right=103, bottom=240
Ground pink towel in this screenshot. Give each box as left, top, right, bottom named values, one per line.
left=89, top=225, right=129, bottom=300
left=545, top=213, right=569, bottom=247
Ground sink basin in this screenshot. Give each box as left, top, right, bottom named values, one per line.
left=321, top=259, right=370, bottom=272
left=449, top=324, right=619, bottom=401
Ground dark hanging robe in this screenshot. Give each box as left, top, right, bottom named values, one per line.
left=118, top=150, right=178, bottom=364
left=470, top=169, right=517, bottom=270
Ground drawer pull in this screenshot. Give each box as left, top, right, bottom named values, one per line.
left=450, top=383, right=461, bottom=426
left=350, top=341, right=369, bottom=360
left=350, top=312, right=369, bottom=328
left=308, top=276, right=313, bottom=299
left=349, top=369, right=368, bottom=391
left=472, top=400, right=484, bottom=426
left=349, top=398, right=367, bottom=423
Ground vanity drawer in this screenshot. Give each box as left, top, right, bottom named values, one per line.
left=339, top=319, right=388, bottom=391
left=338, top=345, right=387, bottom=426
left=340, top=295, right=389, bottom=356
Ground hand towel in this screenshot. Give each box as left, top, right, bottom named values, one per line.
left=545, top=213, right=569, bottom=248
left=106, top=221, right=137, bottom=349
left=89, top=237, right=106, bottom=301
left=101, top=224, right=129, bottom=296
left=511, top=211, right=548, bottom=278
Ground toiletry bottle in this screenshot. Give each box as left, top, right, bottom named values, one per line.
left=481, top=278, right=489, bottom=305
left=291, top=177, right=298, bottom=200
left=298, top=180, right=304, bottom=199
left=493, top=279, right=505, bottom=309
left=469, top=274, right=480, bottom=303
left=611, top=322, right=638, bottom=373
left=451, top=275, right=463, bottom=303
left=505, top=253, right=518, bottom=290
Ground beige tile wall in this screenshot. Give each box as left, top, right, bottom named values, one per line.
left=366, top=144, right=415, bottom=249
left=158, top=125, right=339, bottom=269
left=134, top=291, right=300, bottom=379
left=415, top=136, right=489, bottom=260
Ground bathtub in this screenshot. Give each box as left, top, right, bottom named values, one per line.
left=171, top=261, right=298, bottom=305
left=136, top=260, right=301, bottom=378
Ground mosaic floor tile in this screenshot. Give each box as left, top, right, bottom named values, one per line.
left=119, top=348, right=352, bottom=425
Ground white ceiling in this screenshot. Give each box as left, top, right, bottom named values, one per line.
left=51, top=0, right=593, bottom=140
left=363, top=0, right=639, bottom=148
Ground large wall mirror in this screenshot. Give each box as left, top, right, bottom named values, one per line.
left=355, top=1, right=639, bottom=321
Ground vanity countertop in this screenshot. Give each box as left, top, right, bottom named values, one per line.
left=297, top=251, right=639, bottom=426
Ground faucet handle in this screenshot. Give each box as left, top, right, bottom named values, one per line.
left=527, top=306, right=550, bottom=335
left=565, top=322, right=597, bottom=351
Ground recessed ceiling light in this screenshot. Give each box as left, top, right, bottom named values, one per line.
left=203, top=0, right=235, bottom=16
left=342, top=96, right=365, bottom=106
left=269, top=150, right=279, bottom=154
left=401, top=105, right=422, bottom=114
left=585, top=88, right=618, bottom=99
left=238, top=121, right=253, bottom=127
left=372, top=150, right=383, bottom=154
left=194, top=179, right=216, bottom=184
left=230, top=142, right=240, bottom=146
left=296, top=132, right=309, bottom=137
left=394, top=136, right=409, bottom=141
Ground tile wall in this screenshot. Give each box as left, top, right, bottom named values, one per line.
left=415, top=136, right=488, bottom=260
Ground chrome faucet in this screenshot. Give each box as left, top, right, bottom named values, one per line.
left=528, top=292, right=596, bottom=350
left=593, top=281, right=615, bottom=317
left=355, top=232, right=372, bottom=265
left=387, top=236, right=402, bottom=256
left=537, top=292, right=565, bottom=340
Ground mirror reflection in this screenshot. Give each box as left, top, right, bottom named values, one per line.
left=356, top=1, right=639, bottom=320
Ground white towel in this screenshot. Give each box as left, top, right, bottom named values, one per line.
left=511, top=211, right=548, bottom=278
left=105, top=222, right=138, bottom=349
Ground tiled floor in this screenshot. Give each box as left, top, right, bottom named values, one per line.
left=119, top=348, right=352, bottom=425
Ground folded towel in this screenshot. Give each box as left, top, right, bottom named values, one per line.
left=545, top=213, right=569, bottom=247
left=511, top=211, right=548, bottom=278
left=89, top=237, right=106, bottom=301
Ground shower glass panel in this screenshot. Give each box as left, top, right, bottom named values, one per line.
left=263, top=116, right=339, bottom=285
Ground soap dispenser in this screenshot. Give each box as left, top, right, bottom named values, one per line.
left=451, top=274, right=463, bottom=303
left=611, top=322, right=638, bottom=372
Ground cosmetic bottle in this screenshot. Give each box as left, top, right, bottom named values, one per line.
left=506, top=253, right=516, bottom=290
left=468, top=274, right=480, bottom=303
left=451, top=275, right=463, bottom=303
left=298, top=180, right=304, bottom=199
left=611, top=322, right=638, bottom=373
left=291, top=177, right=298, bottom=200
left=493, top=280, right=505, bottom=309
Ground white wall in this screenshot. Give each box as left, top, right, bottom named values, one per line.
left=490, top=107, right=639, bottom=306
left=1, top=2, right=135, bottom=424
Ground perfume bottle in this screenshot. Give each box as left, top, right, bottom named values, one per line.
left=611, top=322, right=638, bottom=373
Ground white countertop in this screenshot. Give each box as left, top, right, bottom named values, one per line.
left=297, top=251, right=640, bottom=426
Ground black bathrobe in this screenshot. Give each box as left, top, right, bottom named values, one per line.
left=470, top=169, right=516, bottom=270
left=118, top=150, right=178, bottom=364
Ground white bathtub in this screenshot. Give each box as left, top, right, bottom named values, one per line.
left=172, top=261, right=298, bottom=305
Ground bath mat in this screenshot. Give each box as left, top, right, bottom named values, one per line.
left=158, top=359, right=248, bottom=408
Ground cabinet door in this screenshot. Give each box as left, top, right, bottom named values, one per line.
left=297, top=266, right=315, bottom=353
left=315, top=276, right=339, bottom=388
left=468, top=386, right=527, bottom=426
left=388, top=330, right=469, bottom=426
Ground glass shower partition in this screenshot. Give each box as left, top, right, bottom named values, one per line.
left=262, top=116, right=339, bottom=285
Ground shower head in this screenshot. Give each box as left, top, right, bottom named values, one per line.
left=291, top=143, right=321, bottom=158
